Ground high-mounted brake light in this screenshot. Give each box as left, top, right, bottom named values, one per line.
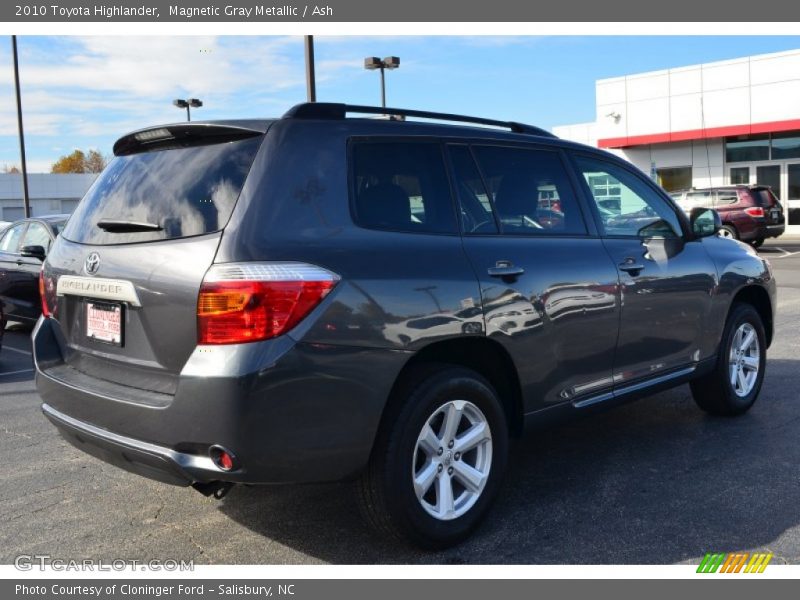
left=197, top=262, right=340, bottom=345
left=133, top=128, right=172, bottom=142
left=745, top=206, right=765, bottom=218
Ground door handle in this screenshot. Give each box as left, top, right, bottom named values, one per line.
left=488, top=261, right=525, bottom=278
left=618, top=258, right=645, bottom=275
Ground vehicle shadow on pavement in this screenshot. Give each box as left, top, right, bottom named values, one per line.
left=219, top=358, right=800, bottom=564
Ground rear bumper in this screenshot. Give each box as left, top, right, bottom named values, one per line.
left=34, top=317, right=409, bottom=486
left=763, top=223, right=786, bottom=239
left=42, top=403, right=206, bottom=487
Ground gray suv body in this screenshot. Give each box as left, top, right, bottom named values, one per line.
left=34, top=103, right=776, bottom=548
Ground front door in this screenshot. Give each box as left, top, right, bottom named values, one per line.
left=573, top=155, right=718, bottom=386
left=448, top=143, right=620, bottom=411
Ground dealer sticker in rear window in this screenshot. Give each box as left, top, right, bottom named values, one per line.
left=86, top=301, right=123, bottom=346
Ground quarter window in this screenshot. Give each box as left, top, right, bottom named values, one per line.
left=576, top=156, right=682, bottom=238
left=351, top=142, right=456, bottom=234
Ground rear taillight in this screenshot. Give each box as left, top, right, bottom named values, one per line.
left=745, top=206, right=765, bottom=218
left=39, top=268, right=53, bottom=318
left=197, top=262, right=339, bottom=345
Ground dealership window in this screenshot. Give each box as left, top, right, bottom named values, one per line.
left=729, top=166, right=750, bottom=184
left=725, top=131, right=800, bottom=163
left=771, top=132, right=800, bottom=160
left=725, top=134, right=770, bottom=162
left=656, top=166, right=692, bottom=192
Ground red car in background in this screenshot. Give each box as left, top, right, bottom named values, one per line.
left=670, top=185, right=785, bottom=247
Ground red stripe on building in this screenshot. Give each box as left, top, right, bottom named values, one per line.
left=598, top=118, right=800, bottom=149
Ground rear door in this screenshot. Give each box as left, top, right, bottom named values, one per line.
left=714, top=188, right=757, bottom=239
left=42, top=125, right=265, bottom=395
left=573, top=154, right=717, bottom=385
left=448, top=143, right=620, bottom=411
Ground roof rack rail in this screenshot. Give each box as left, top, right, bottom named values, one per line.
left=282, top=103, right=556, bottom=138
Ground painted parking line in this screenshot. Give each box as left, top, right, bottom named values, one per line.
left=2, top=346, right=32, bottom=356
left=769, top=247, right=800, bottom=258
left=0, top=368, right=33, bottom=377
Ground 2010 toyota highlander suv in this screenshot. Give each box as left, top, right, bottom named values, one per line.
left=34, top=103, right=776, bottom=549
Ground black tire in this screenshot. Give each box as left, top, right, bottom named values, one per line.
left=358, top=365, right=509, bottom=549
left=750, top=238, right=765, bottom=249
left=690, top=303, right=766, bottom=416
left=0, top=317, right=5, bottom=353
left=719, top=225, right=739, bottom=240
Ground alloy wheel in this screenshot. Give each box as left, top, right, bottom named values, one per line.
left=411, top=399, right=493, bottom=521
left=728, top=322, right=760, bottom=397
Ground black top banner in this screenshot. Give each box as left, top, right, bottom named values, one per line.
left=2, top=0, right=798, bottom=22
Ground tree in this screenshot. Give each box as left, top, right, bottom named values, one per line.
left=51, top=150, right=87, bottom=174
left=84, top=150, right=107, bottom=173
left=50, top=149, right=107, bottom=174
left=2, top=164, right=21, bottom=173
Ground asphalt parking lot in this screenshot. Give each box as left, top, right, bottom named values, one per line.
left=2, top=240, right=800, bottom=565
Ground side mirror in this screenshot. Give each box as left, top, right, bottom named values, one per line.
left=690, top=207, right=722, bottom=238
left=20, top=244, right=46, bottom=261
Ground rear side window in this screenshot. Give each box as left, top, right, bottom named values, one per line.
left=715, top=190, right=739, bottom=206
left=61, top=136, right=263, bottom=245
left=351, top=142, right=457, bottom=234
left=469, top=145, right=587, bottom=236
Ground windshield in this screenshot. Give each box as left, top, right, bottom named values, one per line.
left=61, top=136, right=262, bottom=245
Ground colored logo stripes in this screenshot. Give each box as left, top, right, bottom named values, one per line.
left=697, top=552, right=773, bottom=573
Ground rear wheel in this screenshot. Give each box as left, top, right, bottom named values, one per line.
left=358, top=366, right=508, bottom=549
left=690, top=303, right=766, bottom=416
left=718, top=225, right=739, bottom=240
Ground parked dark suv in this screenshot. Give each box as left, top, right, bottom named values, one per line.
left=34, top=104, right=776, bottom=548
left=670, top=185, right=785, bottom=247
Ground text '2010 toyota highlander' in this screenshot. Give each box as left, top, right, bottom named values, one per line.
left=34, top=103, right=776, bottom=549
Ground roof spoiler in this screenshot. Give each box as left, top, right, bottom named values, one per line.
left=113, top=123, right=264, bottom=156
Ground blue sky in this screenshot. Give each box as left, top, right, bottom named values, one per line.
left=2, top=35, right=800, bottom=172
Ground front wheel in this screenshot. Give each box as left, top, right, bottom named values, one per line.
left=358, top=366, right=508, bottom=549
left=750, top=238, right=765, bottom=249
left=690, top=303, right=766, bottom=416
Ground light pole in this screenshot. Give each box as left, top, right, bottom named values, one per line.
left=364, top=56, right=400, bottom=108
left=304, top=36, right=316, bottom=102
left=173, top=98, right=203, bottom=122
left=11, top=36, right=30, bottom=218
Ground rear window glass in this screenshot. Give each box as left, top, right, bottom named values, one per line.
left=62, top=136, right=262, bottom=245
left=755, top=188, right=778, bottom=207
left=351, top=141, right=457, bottom=234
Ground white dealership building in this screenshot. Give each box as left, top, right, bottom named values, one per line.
left=554, top=48, right=800, bottom=235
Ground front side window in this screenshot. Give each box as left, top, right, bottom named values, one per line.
left=576, top=156, right=682, bottom=238
left=351, top=142, right=456, bottom=234
left=0, top=223, right=26, bottom=253
left=469, top=146, right=587, bottom=236
left=21, top=222, right=52, bottom=251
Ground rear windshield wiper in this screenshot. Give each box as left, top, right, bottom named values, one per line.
left=96, top=219, right=163, bottom=233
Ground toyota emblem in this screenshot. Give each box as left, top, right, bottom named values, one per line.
left=84, top=252, right=101, bottom=276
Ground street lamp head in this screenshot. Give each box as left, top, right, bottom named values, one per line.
left=364, top=56, right=383, bottom=70
left=382, top=56, right=400, bottom=70
left=188, top=98, right=203, bottom=108
left=173, top=99, right=189, bottom=108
